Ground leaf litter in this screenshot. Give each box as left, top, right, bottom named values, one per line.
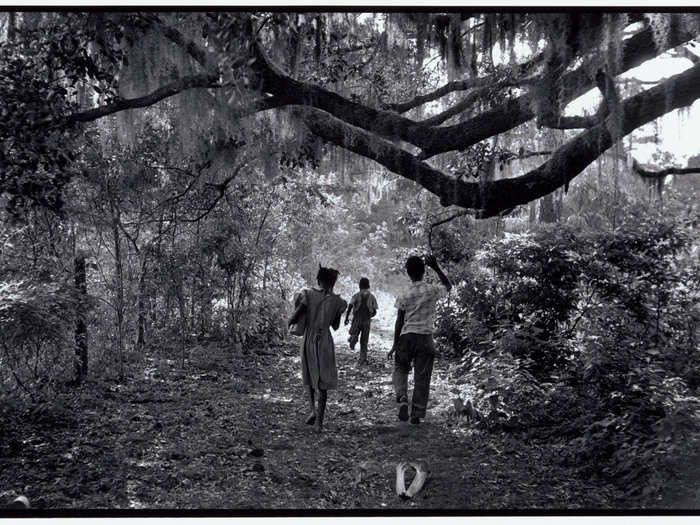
left=0, top=332, right=620, bottom=509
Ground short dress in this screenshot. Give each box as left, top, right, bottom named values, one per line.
left=300, top=288, right=347, bottom=390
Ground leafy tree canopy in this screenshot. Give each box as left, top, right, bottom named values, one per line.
left=2, top=10, right=700, bottom=217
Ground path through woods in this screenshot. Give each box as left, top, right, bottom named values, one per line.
left=0, top=295, right=628, bottom=511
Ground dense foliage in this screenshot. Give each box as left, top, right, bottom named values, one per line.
left=435, top=208, right=700, bottom=497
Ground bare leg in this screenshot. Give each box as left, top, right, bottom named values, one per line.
left=305, top=386, right=316, bottom=425
left=359, top=320, right=370, bottom=364
left=314, top=389, right=328, bottom=432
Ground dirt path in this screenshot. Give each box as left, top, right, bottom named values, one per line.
left=0, top=317, right=624, bottom=510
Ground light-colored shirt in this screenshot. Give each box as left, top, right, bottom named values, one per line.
left=350, top=290, right=378, bottom=317
left=394, top=281, right=447, bottom=335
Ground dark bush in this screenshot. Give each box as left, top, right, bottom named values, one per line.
left=435, top=218, right=700, bottom=497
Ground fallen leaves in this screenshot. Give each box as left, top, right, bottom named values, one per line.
left=0, top=339, right=626, bottom=510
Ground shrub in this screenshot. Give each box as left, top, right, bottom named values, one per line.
left=435, top=217, right=700, bottom=498
left=0, top=280, right=79, bottom=398
left=438, top=228, right=584, bottom=377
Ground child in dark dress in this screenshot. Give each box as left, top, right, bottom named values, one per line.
left=288, top=265, right=347, bottom=433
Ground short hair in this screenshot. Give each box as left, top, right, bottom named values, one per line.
left=359, top=277, right=370, bottom=289
left=405, top=256, right=425, bottom=280
left=317, top=265, right=339, bottom=288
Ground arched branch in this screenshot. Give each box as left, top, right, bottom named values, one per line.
left=298, top=60, right=700, bottom=217
left=632, top=160, right=700, bottom=179
left=250, top=39, right=432, bottom=147
left=416, top=22, right=700, bottom=158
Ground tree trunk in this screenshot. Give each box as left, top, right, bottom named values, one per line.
left=200, top=281, right=212, bottom=336
left=136, top=256, right=148, bottom=352
left=262, top=253, right=269, bottom=299
left=539, top=193, right=557, bottom=223
left=74, top=253, right=88, bottom=383
left=7, top=12, right=15, bottom=41
left=109, top=197, right=125, bottom=379
left=177, top=288, right=187, bottom=368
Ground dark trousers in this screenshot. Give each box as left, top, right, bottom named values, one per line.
left=393, top=333, right=435, bottom=419
left=349, top=318, right=372, bottom=362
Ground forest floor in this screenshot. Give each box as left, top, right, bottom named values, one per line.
left=0, top=321, right=650, bottom=512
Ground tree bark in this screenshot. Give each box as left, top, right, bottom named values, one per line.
left=7, top=11, right=15, bottom=41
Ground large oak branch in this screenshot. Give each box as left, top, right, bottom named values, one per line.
left=296, top=107, right=462, bottom=202
left=251, top=41, right=434, bottom=148
left=300, top=61, right=700, bottom=217
left=417, top=22, right=700, bottom=157
left=256, top=20, right=699, bottom=158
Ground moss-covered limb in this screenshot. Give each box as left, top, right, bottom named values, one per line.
left=252, top=18, right=699, bottom=159
left=295, top=107, right=463, bottom=205
left=300, top=62, right=700, bottom=217
left=456, top=60, right=700, bottom=216
left=251, top=41, right=434, bottom=149
left=157, top=19, right=210, bottom=69
left=416, top=21, right=700, bottom=157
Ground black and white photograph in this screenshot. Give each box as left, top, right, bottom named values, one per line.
left=1, top=5, right=700, bottom=514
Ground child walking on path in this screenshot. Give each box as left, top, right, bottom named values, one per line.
left=288, top=265, right=347, bottom=433
left=388, top=254, right=451, bottom=425
left=344, top=277, right=378, bottom=365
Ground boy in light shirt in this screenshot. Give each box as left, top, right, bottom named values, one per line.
left=388, top=254, right=451, bottom=424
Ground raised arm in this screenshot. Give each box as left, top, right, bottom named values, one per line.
left=425, top=254, right=452, bottom=292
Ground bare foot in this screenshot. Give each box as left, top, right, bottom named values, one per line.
left=313, top=422, right=323, bottom=434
